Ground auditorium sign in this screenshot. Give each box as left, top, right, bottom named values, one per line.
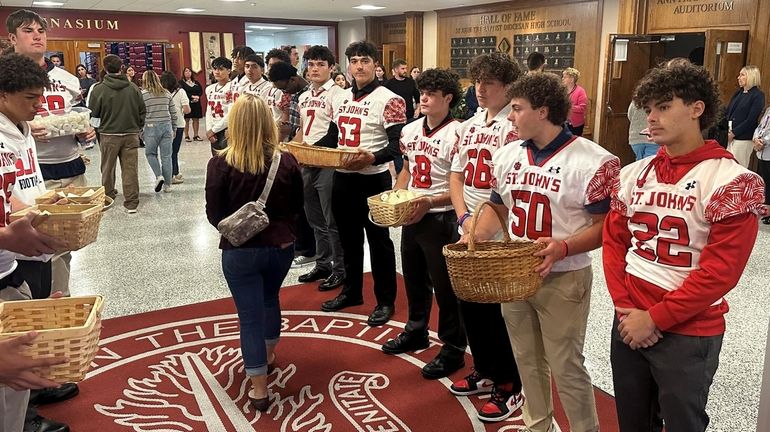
left=647, top=0, right=752, bottom=30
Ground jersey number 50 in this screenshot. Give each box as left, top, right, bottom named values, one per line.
left=510, top=190, right=552, bottom=238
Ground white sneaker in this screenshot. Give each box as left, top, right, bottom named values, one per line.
left=125, top=207, right=137, bottom=214
left=172, top=174, right=184, bottom=184
left=292, top=255, right=317, bottom=267
left=163, top=185, right=172, bottom=193
left=154, top=176, right=164, bottom=192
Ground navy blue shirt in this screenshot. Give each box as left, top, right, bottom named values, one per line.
left=490, top=127, right=610, bottom=214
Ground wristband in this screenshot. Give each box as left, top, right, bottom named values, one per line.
left=457, top=211, right=471, bottom=227
left=561, top=240, right=569, bottom=258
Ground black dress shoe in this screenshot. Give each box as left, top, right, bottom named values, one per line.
left=321, top=294, right=363, bottom=312
left=381, top=331, right=429, bottom=354
left=29, top=383, right=79, bottom=405
left=24, top=415, right=69, bottom=432
left=298, top=267, right=332, bottom=283
left=367, top=305, right=395, bottom=327
left=318, top=274, right=344, bottom=291
left=762, top=216, right=770, bottom=225
left=422, top=346, right=465, bottom=379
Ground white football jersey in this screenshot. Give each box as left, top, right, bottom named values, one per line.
left=258, top=84, right=290, bottom=123
left=490, top=135, right=620, bottom=272
left=240, top=76, right=271, bottom=98
left=400, top=117, right=460, bottom=212
left=613, top=157, right=765, bottom=295
left=298, top=79, right=347, bottom=145
left=36, top=65, right=82, bottom=164
left=451, top=105, right=517, bottom=212
left=331, top=85, right=406, bottom=175
left=0, top=112, right=25, bottom=277
left=205, top=80, right=236, bottom=133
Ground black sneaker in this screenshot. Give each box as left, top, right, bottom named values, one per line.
left=449, top=369, right=494, bottom=396
left=476, top=385, right=524, bottom=422
left=381, top=331, right=429, bottom=354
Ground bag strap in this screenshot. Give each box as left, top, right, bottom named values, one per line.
left=256, top=151, right=282, bottom=209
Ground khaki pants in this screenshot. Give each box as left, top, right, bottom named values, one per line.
left=727, top=139, right=754, bottom=168
left=45, top=175, right=86, bottom=297
left=501, top=266, right=598, bottom=432
left=0, top=387, right=29, bottom=432
left=100, top=134, right=140, bottom=210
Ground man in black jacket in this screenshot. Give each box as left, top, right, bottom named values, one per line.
left=385, top=59, right=420, bottom=174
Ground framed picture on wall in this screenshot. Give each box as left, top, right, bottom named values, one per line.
left=202, top=32, right=221, bottom=84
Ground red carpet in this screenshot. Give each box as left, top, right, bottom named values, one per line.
left=40, top=274, right=618, bottom=431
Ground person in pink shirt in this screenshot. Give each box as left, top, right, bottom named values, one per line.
left=563, top=67, right=588, bottom=136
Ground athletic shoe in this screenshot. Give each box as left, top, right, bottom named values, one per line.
left=292, top=255, right=317, bottom=267
left=477, top=385, right=523, bottom=422
left=163, top=185, right=172, bottom=193
left=154, top=176, right=164, bottom=193
left=125, top=207, right=137, bottom=214
left=449, top=369, right=494, bottom=396
left=172, top=174, right=184, bottom=184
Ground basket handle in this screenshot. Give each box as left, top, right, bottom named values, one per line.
left=467, top=201, right=511, bottom=252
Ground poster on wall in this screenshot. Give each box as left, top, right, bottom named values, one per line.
left=450, top=36, right=497, bottom=78
left=513, top=31, right=575, bottom=73
left=202, top=32, right=221, bottom=85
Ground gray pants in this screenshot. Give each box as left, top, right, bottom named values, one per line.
left=0, top=277, right=32, bottom=432
left=302, top=167, right=344, bottom=276
left=611, top=317, right=722, bottom=432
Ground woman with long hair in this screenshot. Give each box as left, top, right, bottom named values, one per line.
left=75, top=63, right=97, bottom=99
left=179, top=67, right=204, bottom=142
left=141, top=70, right=177, bottom=192
left=333, top=72, right=349, bottom=89
left=375, top=65, right=386, bottom=84
left=205, top=94, right=303, bottom=411
left=160, top=71, right=191, bottom=184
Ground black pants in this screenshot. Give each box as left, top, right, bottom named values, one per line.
left=15, top=260, right=52, bottom=299
left=401, top=211, right=466, bottom=351
left=294, top=208, right=317, bottom=258
left=611, top=317, right=722, bottom=432
left=210, top=129, right=228, bottom=156
left=460, top=300, right=521, bottom=388
left=332, top=171, right=396, bottom=306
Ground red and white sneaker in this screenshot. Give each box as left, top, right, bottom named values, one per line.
left=476, top=385, right=524, bottom=422
left=449, top=369, right=494, bottom=396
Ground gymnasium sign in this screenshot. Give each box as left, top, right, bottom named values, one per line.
left=45, top=17, right=119, bottom=31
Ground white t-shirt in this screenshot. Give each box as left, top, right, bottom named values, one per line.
left=298, top=79, right=347, bottom=145
left=330, top=85, right=407, bottom=175
left=451, top=105, right=517, bottom=212
left=399, top=117, right=460, bottom=212
left=490, top=135, right=619, bottom=272
left=170, top=89, right=190, bottom=129
left=36, top=64, right=83, bottom=164
left=239, top=76, right=271, bottom=98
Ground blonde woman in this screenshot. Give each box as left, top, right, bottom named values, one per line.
left=205, top=94, right=303, bottom=411
left=562, top=67, right=588, bottom=136
left=141, top=71, right=177, bottom=192
left=726, top=65, right=765, bottom=167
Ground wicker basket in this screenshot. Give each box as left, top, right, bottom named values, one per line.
left=283, top=142, right=357, bottom=168
left=367, top=191, right=421, bottom=227
left=10, top=204, right=104, bottom=252
left=0, top=296, right=104, bottom=382
left=443, top=201, right=546, bottom=303
left=36, top=186, right=105, bottom=206
left=102, top=196, right=114, bottom=212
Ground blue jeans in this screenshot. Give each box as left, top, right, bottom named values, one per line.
left=222, top=245, right=294, bottom=376
left=143, top=121, right=173, bottom=185
left=172, top=127, right=184, bottom=176
left=632, top=143, right=659, bottom=160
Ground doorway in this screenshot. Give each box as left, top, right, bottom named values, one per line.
left=598, top=30, right=747, bottom=165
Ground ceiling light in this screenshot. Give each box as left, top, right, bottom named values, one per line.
left=247, top=25, right=287, bottom=30
left=33, top=1, right=64, bottom=5
left=244, top=30, right=253, bottom=33
left=176, top=7, right=205, bottom=12
left=219, top=0, right=246, bottom=2
left=353, top=4, right=385, bottom=10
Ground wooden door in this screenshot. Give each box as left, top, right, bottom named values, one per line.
left=704, top=30, right=749, bottom=107
left=73, top=40, right=104, bottom=80
left=382, top=43, right=405, bottom=76
left=46, top=40, right=76, bottom=74
left=599, top=34, right=663, bottom=166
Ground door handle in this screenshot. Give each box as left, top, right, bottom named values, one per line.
left=606, top=105, right=613, bottom=114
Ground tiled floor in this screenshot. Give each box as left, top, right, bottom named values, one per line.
left=70, top=139, right=768, bottom=431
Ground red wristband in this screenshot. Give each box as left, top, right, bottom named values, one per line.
left=561, top=240, right=569, bottom=258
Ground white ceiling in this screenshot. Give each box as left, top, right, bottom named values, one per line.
left=1, top=0, right=473, bottom=21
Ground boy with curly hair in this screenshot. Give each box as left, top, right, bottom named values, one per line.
left=603, top=63, right=766, bottom=431
left=380, top=68, right=467, bottom=380
left=470, top=71, right=620, bottom=432
left=447, top=52, right=524, bottom=422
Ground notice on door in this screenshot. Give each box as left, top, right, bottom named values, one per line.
left=726, top=42, right=743, bottom=54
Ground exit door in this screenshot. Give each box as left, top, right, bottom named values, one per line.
left=704, top=30, right=749, bottom=106
left=382, top=43, right=406, bottom=76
